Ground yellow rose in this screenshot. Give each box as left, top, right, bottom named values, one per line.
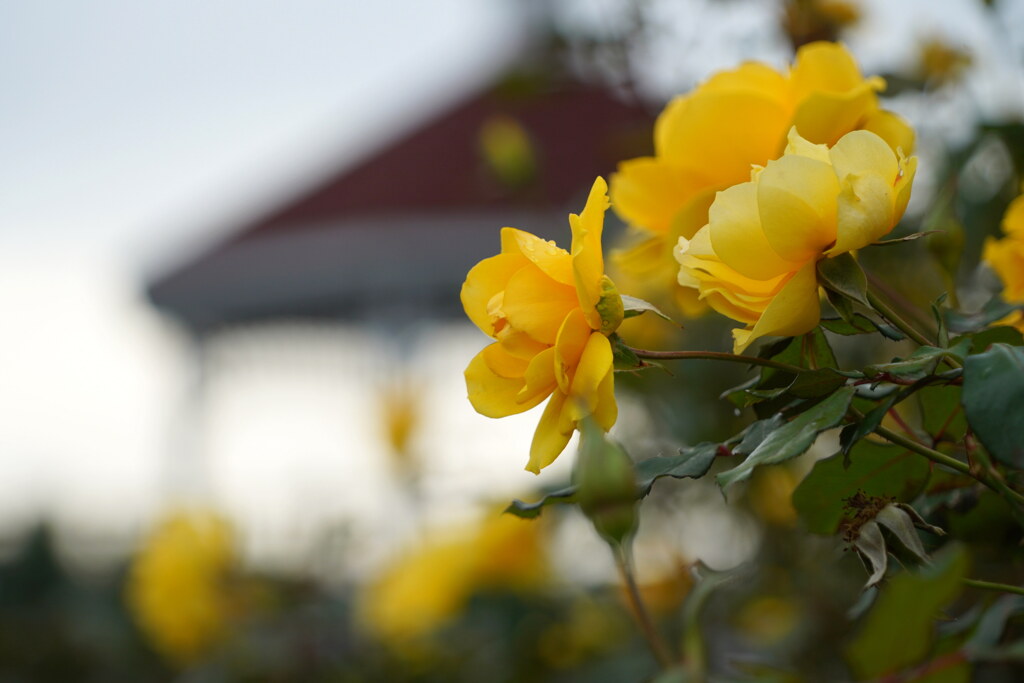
left=611, top=41, right=914, bottom=314
left=126, top=510, right=236, bottom=664
left=360, top=512, right=547, bottom=647
left=675, top=128, right=917, bottom=353
left=982, top=193, right=1024, bottom=330
left=461, top=177, right=622, bottom=473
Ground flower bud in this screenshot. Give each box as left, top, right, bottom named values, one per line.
left=575, top=417, right=638, bottom=547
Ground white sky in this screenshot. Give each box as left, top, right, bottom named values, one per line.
left=1, top=0, right=1022, bottom=569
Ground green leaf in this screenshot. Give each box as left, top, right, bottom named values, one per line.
left=717, top=386, right=855, bottom=492
left=635, top=443, right=718, bottom=493
left=820, top=313, right=897, bottom=340
left=801, top=327, right=839, bottom=369
left=946, top=295, right=1024, bottom=334
left=845, top=545, right=970, bottom=679
left=504, top=486, right=576, bottom=519
left=963, top=326, right=1024, bottom=353
left=793, top=441, right=930, bottom=534
left=825, top=285, right=857, bottom=324
left=839, top=394, right=898, bottom=458
left=817, top=252, right=869, bottom=306
left=786, top=368, right=848, bottom=398
left=865, top=338, right=970, bottom=381
left=504, top=443, right=718, bottom=519
left=919, top=385, right=966, bottom=443
left=731, top=415, right=787, bottom=455
left=962, top=343, right=1024, bottom=468
left=620, top=294, right=674, bottom=322
left=610, top=333, right=640, bottom=371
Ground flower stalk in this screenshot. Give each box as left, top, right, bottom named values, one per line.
left=627, top=347, right=806, bottom=374
left=614, top=546, right=675, bottom=670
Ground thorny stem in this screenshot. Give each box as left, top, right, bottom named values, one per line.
left=614, top=546, right=675, bottom=670
left=628, top=347, right=806, bottom=375
left=871, top=421, right=1024, bottom=509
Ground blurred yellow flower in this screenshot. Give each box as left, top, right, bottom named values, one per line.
left=379, top=381, right=421, bottom=466
left=361, top=512, right=548, bottom=647
left=982, top=193, right=1024, bottom=331
left=675, top=128, right=916, bottom=353
left=461, top=177, right=622, bottom=473
left=917, top=37, right=972, bottom=87
left=611, top=41, right=914, bottom=314
left=127, top=510, right=236, bottom=664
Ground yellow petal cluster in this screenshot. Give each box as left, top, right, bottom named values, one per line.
left=675, top=128, right=917, bottom=353
left=982, top=193, right=1024, bottom=331
left=611, top=41, right=914, bottom=313
left=360, top=512, right=547, bottom=647
left=126, top=510, right=236, bottom=664
left=461, top=177, right=622, bottom=473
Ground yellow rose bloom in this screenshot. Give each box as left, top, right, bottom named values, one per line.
left=360, top=512, right=547, bottom=647
left=611, top=41, right=914, bottom=314
left=675, top=128, right=917, bottom=353
left=982, top=193, right=1024, bottom=330
left=126, top=510, right=236, bottom=664
left=461, top=177, right=622, bottom=473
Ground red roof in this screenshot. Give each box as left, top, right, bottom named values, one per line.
left=148, top=75, right=656, bottom=330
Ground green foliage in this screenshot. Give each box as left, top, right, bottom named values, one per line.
left=793, top=441, right=931, bottom=534
left=962, top=343, right=1024, bottom=467
left=817, top=252, right=868, bottom=307
left=505, top=443, right=718, bottom=520
left=620, top=295, right=674, bottom=322
left=845, top=544, right=970, bottom=680
left=864, top=337, right=970, bottom=382
left=716, top=386, right=855, bottom=492
left=821, top=314, right=904, bottom=341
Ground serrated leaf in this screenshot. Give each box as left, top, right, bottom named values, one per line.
left=731, top=415, right=787, bottom=456
left=505, top=443, right=719, bottom=519
left=793, top=441, right=930, bottom=534
left=504, top=485, right=577, bottom=519
left=817, top=252, right=868, bottom=306
left=845, top=545, right=970, bottom=679
left=621, top=294, right=674, bottom=322
left=717, top=387, right=855, bottom=492
left=865, top=338, right=970, bottom=381
left=820, top=311, right=904, bottom=342
left=962, top=343, right=1024, bottom=468
left=635, top=443, right=718, bottom=493
left=821, top=313, right=894, bottom=337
